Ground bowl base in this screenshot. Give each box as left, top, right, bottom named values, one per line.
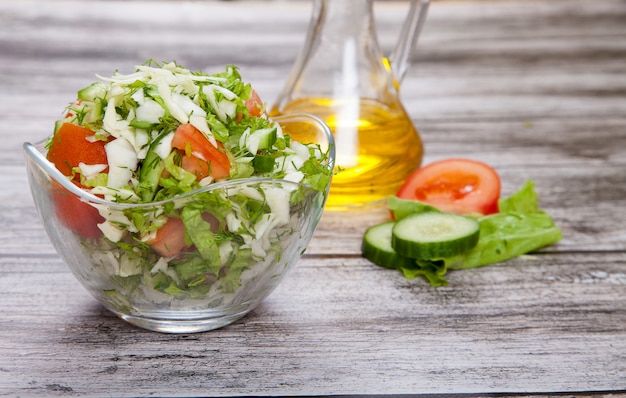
left=112, top=309, right=251, bottom=334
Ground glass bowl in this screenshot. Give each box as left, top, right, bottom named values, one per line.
left=23, top=114, right=334, bottom=333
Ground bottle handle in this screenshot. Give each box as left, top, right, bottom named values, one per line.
left=388, top=0, right=430, bottom=84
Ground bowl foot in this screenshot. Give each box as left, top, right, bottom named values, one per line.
left=112, top=310, right=251, bottom=334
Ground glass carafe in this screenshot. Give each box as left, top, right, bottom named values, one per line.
left=271, top=0, right=430, bottom=210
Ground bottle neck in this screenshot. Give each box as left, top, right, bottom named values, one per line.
left=273, top=0, right=398, bottom=112
left=314, top=0, right=376, bottom=48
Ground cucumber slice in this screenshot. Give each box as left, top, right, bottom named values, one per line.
left=77, top=82, right=107, bottom=102
left=53, top=119, right=65, bottom=135
left=392, top=212, right=480, bottom=260
left=362, top=222, right=414, bottom=269
left=82, top=101, right=104, bottom=125
left=250, top=127, right=277, bottom=150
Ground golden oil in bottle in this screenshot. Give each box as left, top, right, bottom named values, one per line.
left=271, top=97, right=423, bottom=210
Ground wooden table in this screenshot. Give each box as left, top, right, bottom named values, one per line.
left=1, top=0, right=625, bottom=396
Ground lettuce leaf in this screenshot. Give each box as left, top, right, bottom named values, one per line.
left=453, top=180, right=562, bottom=270
left=388, top=195, right=441, bottom=220
left=181, top=207, right=221, bottom=268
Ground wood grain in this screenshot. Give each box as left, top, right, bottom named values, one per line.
left=1, top=0, right=625, bottom=396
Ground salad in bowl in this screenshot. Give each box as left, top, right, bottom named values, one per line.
left=23, top=61, right=335, bottom=333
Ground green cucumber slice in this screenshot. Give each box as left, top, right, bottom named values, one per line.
left=77, top=82, right=107, bottom=102
left=362, top=222, right=414, bottom=269
left=392, top=212, right=480, bottom=260
left=53, top=119, right=65, bottom=135
left=251, top=127, right=277, bottom=150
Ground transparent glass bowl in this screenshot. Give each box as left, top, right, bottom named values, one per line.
left=23, top=114, right=334, bottom=333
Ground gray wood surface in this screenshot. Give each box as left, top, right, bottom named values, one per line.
left=1, top=0, right=625, bottom=396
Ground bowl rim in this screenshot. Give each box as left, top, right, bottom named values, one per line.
left=23, top=113, right=335, bottom=210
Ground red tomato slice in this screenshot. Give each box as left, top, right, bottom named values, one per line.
left=396, top=158, right=501, bottom=215
left=180, top=155, right=211, bottom=181
left=147, top=217, right=189, bottom=258
left=51, top=181, right=104, bottom=239
left=171, top=124, right=230, bottom=180
left=46, top=123, right=109, bottom=238
left=236, top=90, right=265, bottom=122
left=147, top=213, right=220, bottom=258
left=245, top=90, right=264, bottom=117
left=47, top=122, right=109, bottom=179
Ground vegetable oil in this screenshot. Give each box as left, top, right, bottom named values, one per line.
left=271, top=97, right=423, bottom=210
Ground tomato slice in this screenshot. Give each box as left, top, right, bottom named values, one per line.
left=147, top=217, right=189, bottom=258
left=51, top=181, right=104, bottom=239
left=396, top=158, right=501, bottom=215
left=46, top=123, right=109, bottom=238
left=245, top=89, right=264, bottom=117
left=47, top=122, right=109, bottom=179
left=236, top=90, right=265, bottom=122
left=171, top=124, right=230, bottom=180
left=147, top=213, right=220, bottom=258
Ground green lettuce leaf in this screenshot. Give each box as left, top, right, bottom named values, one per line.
left=220, top=248, right=253, bottom=294
left=181, top=207, right=221, bottom=268
left=388, top=195, right=441, bottom=220
left=451, top=180, right=562, bottom=270
left=400, top=259, right=450, bottom=287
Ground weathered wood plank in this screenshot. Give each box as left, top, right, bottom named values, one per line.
left=1, top=252, right=625, bottom=395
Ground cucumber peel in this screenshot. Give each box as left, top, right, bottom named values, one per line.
left=361, top=222, right=415, bottom=270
